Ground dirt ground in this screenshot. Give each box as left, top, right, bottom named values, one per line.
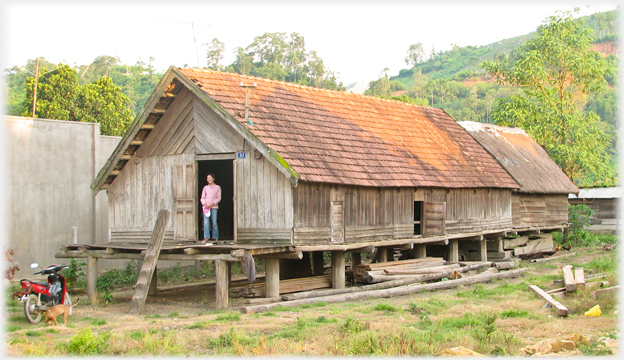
left=6, top=247, right=620, bottom=356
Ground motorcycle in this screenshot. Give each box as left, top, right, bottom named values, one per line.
left=18, top=263, right=73, bottom=323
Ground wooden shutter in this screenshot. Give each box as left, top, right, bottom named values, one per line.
left=173, top=163, right=196, bottom=241
left=422, top=201, right=446, bottom=236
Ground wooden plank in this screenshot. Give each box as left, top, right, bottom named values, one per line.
left=331, top=251, right=345, bottom=289
left=129, top=210, right=170, bottom=315
left=562, top=265, right=576, bottom=292
left=503, top=236, right=529, bottom=249
left=265, top=258, right=280, bottom=298
left=528, top=285, right=568, bottom=316
left=595, top=285, right=620, bottom=300
left=575, top=267, right=585, bottom=288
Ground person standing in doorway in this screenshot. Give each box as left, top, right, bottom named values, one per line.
left=201, top=174, right=221, bottom=244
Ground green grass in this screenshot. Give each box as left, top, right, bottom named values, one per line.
left=214, top=312, right=241, bottom=322
left=91, top=318, right=106, bottom=326
left=500, top=309, right=529, bottom=318
left=25, top=331, right=41, bottom=337
left=372, top=303, right=398, bottom=313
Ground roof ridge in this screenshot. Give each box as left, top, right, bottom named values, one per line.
left=180, top=67, right=439, bottom=112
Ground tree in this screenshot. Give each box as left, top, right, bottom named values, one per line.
left=405, top=42, right=425, bottom=66
left=22, top=64, right=79, bottom=121
left=76, top=77, right=133, bottom=136
left=206, top=38, right=225, bottom=71
left=481, top=8, right=616, bottom=186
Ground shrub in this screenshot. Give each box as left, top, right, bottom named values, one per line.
left=63, top=327, right=111, bottom=355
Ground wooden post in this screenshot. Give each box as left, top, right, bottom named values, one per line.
left=377, top=247, right=388, bottom=263
left=497, top=238, right=504, bottom=252
left=215, top=260, right=228, bottom=309
left=448, top=239, right=459, bottom=262
left=479, top=240, right=488, bottom=261
left=195, top=260, right=201, bottom=278
left=415, top=244, right=426, bottom=258
left=331, top=251, right=345, bottom=289
left=386, top=247, right=394, bottom=262
left=351, top=252, right=361, bottom=268
left=312, top=251, right=324, bottom=276
left=129, top=209, right=170, bottom=315
left=227, top=262, right=232, bottom=286
left=148, top=266, right=157, bottom=296
left=265, top=258, right=280, bottom=298
left=87, top=256, right=98, bottom=305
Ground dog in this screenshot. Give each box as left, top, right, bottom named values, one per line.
left=12, top=285, right=32, bottom=300
left=44, top=298, right=80, bottom=326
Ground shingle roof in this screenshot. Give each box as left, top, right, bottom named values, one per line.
left=459, top=121, right=579, bottom=194
left=181, top=68, right=519, bottom=189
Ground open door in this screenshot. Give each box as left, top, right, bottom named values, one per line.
left=197, top=159, right=234, bottom=241
left=173, top=163, right=196, bottom=241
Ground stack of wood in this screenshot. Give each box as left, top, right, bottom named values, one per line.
left=353, top=257, right=481, bottom=284
left=504, top=233, right=556, bottom=259
left=230, top=274, right=332, bottom=298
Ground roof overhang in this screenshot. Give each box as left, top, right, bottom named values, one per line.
left=91, top=66, right=299, bottom=194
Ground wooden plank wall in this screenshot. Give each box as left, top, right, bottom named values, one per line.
left=569, top=198, right=619, bottom=234
left=235, top=152, right=294, bottom=244
left=416, top=187, right=512, bottom=234
left=513, top=193, right=568, bottom=229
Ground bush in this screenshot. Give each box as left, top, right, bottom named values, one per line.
left=63, top=327, right=111, bottom=355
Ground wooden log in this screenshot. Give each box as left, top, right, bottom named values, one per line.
left=562, top=265, right=576, bottom=292
left=259, top=251, right=303, bottom=260
left=129, top=210, right=170, bottom=315
left=87, top=256, right=98, bottom=305
left=364, top=262, right=487, bottom=284
left=148, top=266, right=157, bottom=296
left=575, top=267, right=585, bottom=288
left=331, top=251, right=345, bottom=289
left=383, top=263, right=460, bottom=275
left=595, top=285, right=619, bottom=300
left=448, top=239, right=459, bottom=262
left=282, top=262, right=491, bottom=301
left=215, top=260, right=228, bottom=309
left=243, top=268, right=529, bottom=313
left=494, top=262, right=517, bottom=270
left=531, top=252, right=577, bottom=263
left=528, top=285, right=568, bottom=316
left=245, top=297, right=282, bottom=304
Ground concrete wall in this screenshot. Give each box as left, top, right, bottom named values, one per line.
left=5, top=116, right=121, bottom=275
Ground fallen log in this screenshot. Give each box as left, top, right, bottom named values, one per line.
left=494, top=262, right=516, bottom=270
left=281, top=262, right=490, bottom=301
left=242, top=268, right=529, bottom=314
left=528, top=285, right=568, bottom=316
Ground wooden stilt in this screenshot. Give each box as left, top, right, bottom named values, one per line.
left=480, top=240, right=488, bottom=261
left=312, top=251, right=324, bottom=275
left=87, top=256, right=98, bottom=305
left=331, top=251, right=345, bottom=289
left=215, top=260, right=228, bottom=309
left=449, top=239, right=459, bottom=262
left=415, top=244, right=426, bottom=258
left=195, top=260, right=201, bottom=279
left=377, top=247, right=388, bottom=263
left=351, top=252, right=361, bottom=268
left=265, top=258, right=280, bottom=298
left=386, top=247, right=394, bottom=262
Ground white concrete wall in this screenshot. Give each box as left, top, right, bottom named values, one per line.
left=5, top=116, right=121, bottom=275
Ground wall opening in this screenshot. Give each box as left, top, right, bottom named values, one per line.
left=197, top=159, right=234, bottom=240
left=414, top=201, right=423, bottom=235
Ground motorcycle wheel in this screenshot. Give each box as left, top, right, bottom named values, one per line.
left=63, top=293, right=73, bottom=315
left=24, top=294, right=43, bottom=324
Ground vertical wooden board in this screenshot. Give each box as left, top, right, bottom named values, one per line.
left=285, top=185, right=293, bottom=229
left=258, top=156, right=266, bottom=228
left=244, top=156, right=253, bottom=228
left=264, top=157, right=274, bottom=227
left=273, top=164, right=282, bottom=228
left=235, top=157, right=245, bottom=229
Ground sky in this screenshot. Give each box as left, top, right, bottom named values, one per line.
left=0, top=1, right=619, bottom=87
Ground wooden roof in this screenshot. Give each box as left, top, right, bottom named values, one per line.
left=92, top=67, right=520, bottom=193
left=459, top=121, right=579, bottom=195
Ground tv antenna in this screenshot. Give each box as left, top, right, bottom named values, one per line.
left=154, top=19, right=215, bottom=68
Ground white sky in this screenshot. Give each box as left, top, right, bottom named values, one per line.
left=0, top=1, right=620, bottom=86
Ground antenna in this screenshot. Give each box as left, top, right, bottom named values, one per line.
left=240, top=82, right=257, bottom=126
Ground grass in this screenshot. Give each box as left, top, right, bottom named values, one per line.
left=4, top=245, right=618, bottom=356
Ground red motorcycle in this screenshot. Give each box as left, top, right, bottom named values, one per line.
left=18, top=263, right=73, bottom=323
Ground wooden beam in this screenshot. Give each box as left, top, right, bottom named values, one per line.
left=215, top=260, right=228, bottom=309
left=120, top=155, right=131, bottom=160
left=331, top=251, right=345, bottom=289
left=575, top=267, right=585, bottom=289
left=130, top=140, right=143, bottom=146
left=595, top=285, right=620, bottom=300
left=265, top=258, right=280, bottom=298
left=530, top=252, right=577, bottom=263
left=87, top=256, right=98, bottom=305
left=258, top=251, right=303, bottom=260
left=151, top=108, right=167, bottom=114
left=562, top=265, right=576, bottom=292
left=529, top=285, right=568, bottom=316
left=110, top=170, right=120, bottom=176
left=479, top=239, right=487, bottom=261
left=415, top=244, right=427, bottom=258
left=351, top=252, right=361, bottom=268
left=141, top=124, right=156, bottom=130
left=448, top=239, right=459, bottom=262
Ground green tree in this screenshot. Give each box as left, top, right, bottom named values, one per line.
left=481, top=8, right=616, bottom=186
left=205, top=38, right=225, bottom=71
left=22, top=64, right=79, bottom=120
left=76, top=77, right=133, bottom=136
left=405, top=42, right=425, bottom=66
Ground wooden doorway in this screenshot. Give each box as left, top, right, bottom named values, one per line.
left=197, top=159, right=234, bottom=241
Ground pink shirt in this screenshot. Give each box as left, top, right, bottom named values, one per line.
left=201, top=184, right=221, bottom=214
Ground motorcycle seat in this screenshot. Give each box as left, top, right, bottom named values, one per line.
left=21, top=279, right=48, bottom=288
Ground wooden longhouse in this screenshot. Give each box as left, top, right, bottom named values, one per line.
left=59, top=67, right=533, bottom=308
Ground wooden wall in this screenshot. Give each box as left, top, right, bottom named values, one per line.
left=415, top=188, right=512, bottom=234
left=292, top=184, right=413, bottom=244
left=512, top=193, right=568, bottom=229
left=568, top=198, right=618, bottom=234
left=235, top=152, right=294, bottom=244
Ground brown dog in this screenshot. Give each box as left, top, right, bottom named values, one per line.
left=44, top=298, right=80, bottom=326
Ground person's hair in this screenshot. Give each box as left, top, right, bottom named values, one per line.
left=207, top=173, right=216, bottom=180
